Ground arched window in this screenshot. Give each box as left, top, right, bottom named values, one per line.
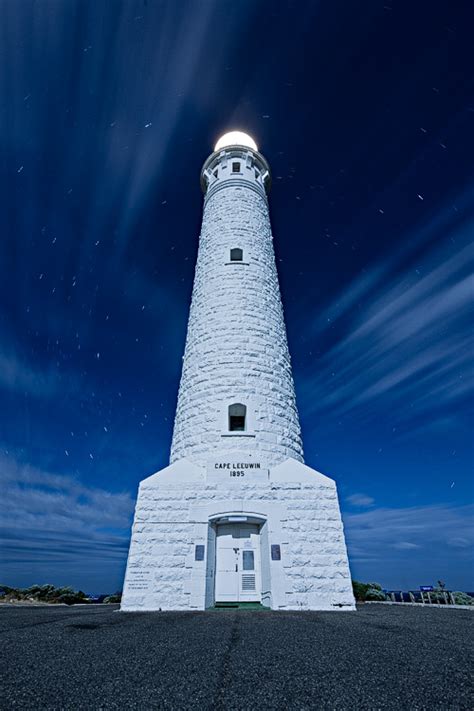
left=229, top=403, right=246, bottom=431
left=230, top=248, right=243, bottom=262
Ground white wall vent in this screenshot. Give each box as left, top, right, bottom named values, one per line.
left=242, top=574, right=256, bottom=592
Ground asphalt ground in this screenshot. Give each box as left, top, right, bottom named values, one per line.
left=0, top=604, right=472, bottom=710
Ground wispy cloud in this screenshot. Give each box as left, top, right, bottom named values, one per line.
left=0, top=452, right=134, bottom=590
left=299, top=217, right=474, bottom=432
left=345, top=502, right=474, bottom=558
left=0, top=323, right=83, bottom=399
left=392, top=541, right=421, bottom=550
left=343, top=502, right=474, bottom=589
left=2, top=0, right=260, bottom=278
left=0, top=347, right=63, bottom=398
left=346, top=493, right=375, bottom=507
left=447, top=536, right=471, bottom=548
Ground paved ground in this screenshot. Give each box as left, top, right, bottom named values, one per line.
left=1, top=604, right=472, bottom=710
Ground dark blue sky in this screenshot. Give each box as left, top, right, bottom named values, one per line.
left=1, top=0, right=472, bottom=593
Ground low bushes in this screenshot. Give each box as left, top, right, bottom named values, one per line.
left=0, top=584, right=88, bottom=605
left=0, top=584, right=122, bottom=605
left=352, top=581, right=474, bottom=605
left=352, top=580, right=387, bottom=602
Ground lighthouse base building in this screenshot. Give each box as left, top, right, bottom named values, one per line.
left=122, top=454, right=354, bottom=611
left=121, top=132, right=355, bottom=611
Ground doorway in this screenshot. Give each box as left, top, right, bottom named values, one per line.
left=215, top=523, right=261, bottom=603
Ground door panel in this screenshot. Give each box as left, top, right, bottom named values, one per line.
left=215, top=523, right=261, bottom=602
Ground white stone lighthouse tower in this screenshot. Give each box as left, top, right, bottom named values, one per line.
left=121, top=132, right=355, bottom=611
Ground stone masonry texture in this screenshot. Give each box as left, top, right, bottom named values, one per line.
left=170, top=166, right=304, bottom=467
left=122, top=465, right=354, bottom=611
left=121, top=145, right=355, bottom=612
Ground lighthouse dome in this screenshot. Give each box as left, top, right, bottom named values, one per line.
left=214, top=131, right=258, bottom=152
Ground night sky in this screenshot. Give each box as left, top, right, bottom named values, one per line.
left=1, top=0, right=473, bottom=593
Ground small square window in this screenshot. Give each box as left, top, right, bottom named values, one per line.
left=230, top=248, right=243, bottom=262
left=232, top=162, right=241, bottom=173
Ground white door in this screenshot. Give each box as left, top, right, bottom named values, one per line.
left=215, top=524, right=261, bottom=603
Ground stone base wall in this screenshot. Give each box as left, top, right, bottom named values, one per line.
left=121, top=456, right=355, bottom=611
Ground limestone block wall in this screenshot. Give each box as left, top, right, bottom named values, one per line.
left=170, top=175, right=303, bottom=467
left=121, top=459, right=355, bottom=611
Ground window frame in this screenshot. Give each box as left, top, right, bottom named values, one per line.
left=230, top=247, right=243, bottom=262
left=228, top=403, right=246, bottom=432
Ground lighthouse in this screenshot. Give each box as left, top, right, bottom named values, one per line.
left=121, top=132, right=355, bottom=611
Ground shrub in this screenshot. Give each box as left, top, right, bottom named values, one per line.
left=0, top=584, right=89, bottom=605
left=352, top=580, right=370, bottom=601
left=452, top=591, right=474, bottom=605
left=103, top=592, right=122, bottom=604
left=365, top=587, right=387, bottom=601
left=55, top=591, right=88, bottom=605
left=367, top=582, right=383, bottom=591
left=352, top=581, right=386, bottom=601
